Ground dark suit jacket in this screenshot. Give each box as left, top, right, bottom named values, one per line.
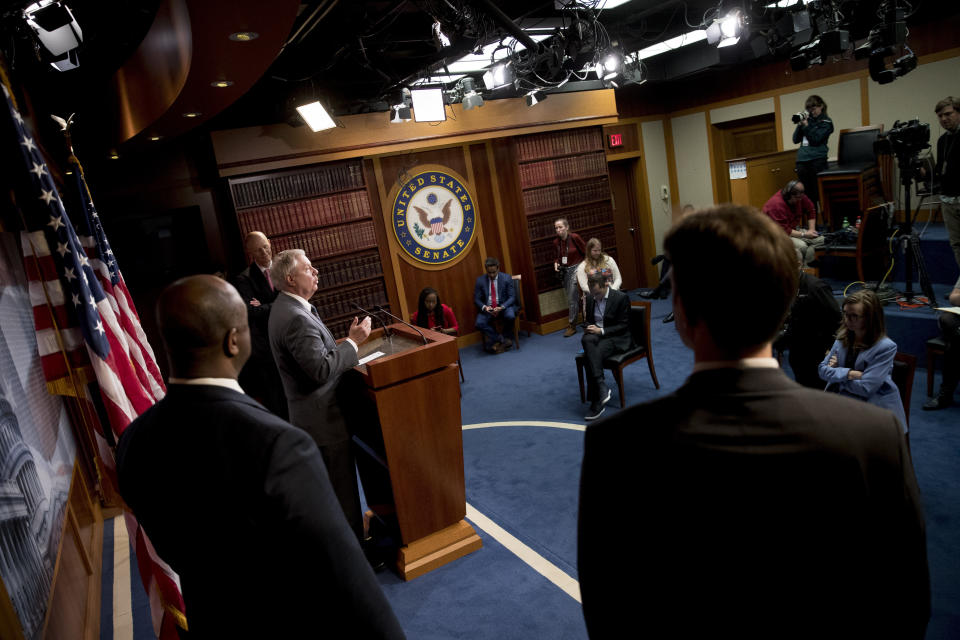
left=232, top=263, right=286, bottom=417
left=584, top=288, right=632, bottom=353
left=267, top=291, right=358, bottom=446
left=116, top=384, right=405, bottom=638
left=473, top=272, right=516, bottom=312
left=578, top=367, right=929, bottom=639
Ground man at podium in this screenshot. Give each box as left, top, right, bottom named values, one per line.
left=268, top=249, right=372, bottom=539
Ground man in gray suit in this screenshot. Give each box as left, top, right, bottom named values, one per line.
left=578, top=205, right=929, bottom=638
left=268, top=249, right=371, bottom=538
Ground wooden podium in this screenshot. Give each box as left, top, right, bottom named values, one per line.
left=351, top=323, right=481, bottom=580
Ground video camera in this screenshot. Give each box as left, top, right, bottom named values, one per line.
left=874, top=119, right=930, bottom=158
left=791, top=110, right=809, bottom=124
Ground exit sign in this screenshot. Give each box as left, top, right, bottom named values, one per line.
left=608, top=133, right=623, bottom=148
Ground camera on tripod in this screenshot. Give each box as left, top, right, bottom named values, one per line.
left=874, top=119, right=930, bottom=158
left=791, top=111, right=809, bottom=124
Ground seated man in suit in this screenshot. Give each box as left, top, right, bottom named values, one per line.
left=268, top=249, right=372, bottom=541
left=116, top=275, right=404, bottom=639
left=578, top=205, right=928, bottom=639
left=581, top=271, right=632, bottom=421
left=231, top=231, right=287, bottom=419
left=474, top=256, right=516, bottom=353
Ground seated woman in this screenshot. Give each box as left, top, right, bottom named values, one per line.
left=411, top=287, right=458, bottom=335
left=576, top=238, right=622, bottom=294
left=818, top=289, right=906, bottom=432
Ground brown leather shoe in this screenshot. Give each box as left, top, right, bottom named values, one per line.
left=491, top=341, right=505, bottom=354
left=563, top=324, right=577, bottom=338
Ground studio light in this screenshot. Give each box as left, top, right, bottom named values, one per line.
left=525, top=91, right=546, bottom=107
left=23, top=0, right=83, bottom=71
left=461, top=78, right=484, bottom=110
left=717, top=10, right=744, bottom=48
left=482, top=61, right=515, bottom=90
left=410, top=86, right=447, bottom=122
left=295, top=101, right=336, bottom=132
left=596, top=52, right=622, bottom=81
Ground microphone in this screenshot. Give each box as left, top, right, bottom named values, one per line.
left=350, top=302, right=391, bottom=338
left=374, top=305, right=428, bottom=345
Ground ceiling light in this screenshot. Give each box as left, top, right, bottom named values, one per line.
left=109, top=152, right=119, bottom=160
left=295, top=101, right=336, bottom=132
left=228, top=31, right=258, bottom=42
left=636, top=30, right=706, bottom=60
left=182, top=111, right=201, bottom=118
left=596, top=0, right=634, bottom=7
left=149, top=135, right=162, bottom=141
left=411, top=86, right=447, bottom=122
left=211, top=80, right=234, bottom=88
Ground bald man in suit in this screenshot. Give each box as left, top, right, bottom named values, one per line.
left=116, top=275, right=403, bottom=638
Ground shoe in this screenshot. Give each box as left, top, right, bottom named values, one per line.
left=598, top=386, right=612, bottom=408
left=657, top=287, right=671, bottom=299
left=585, top=402, right=606, bottom=421
left=637, top=288, right=657, bottom=299
left=922, top=394, right=953, bottom=410
left=362, top=537, right=387, bottom=573
left=663, top=311, right=675, bottom=323
left=492, top=341, right=505, bottom=354
left=563, top=324, right=577, bottom=337
left=501, top=337, right=513, bottom=350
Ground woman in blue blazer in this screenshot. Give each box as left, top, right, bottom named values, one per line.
left=819, top=289, right=907, bottom=431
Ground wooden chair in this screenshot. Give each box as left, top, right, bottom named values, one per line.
left=575, top=300, right=660, bottom=408
left=814, top=202, right=892, bottom=282
left=892, top=351, right=916, bottom=429
left=817, top=125, right=886, bottom=230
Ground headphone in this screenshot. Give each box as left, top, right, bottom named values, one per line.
left=782, top=180, right=801, bottom=198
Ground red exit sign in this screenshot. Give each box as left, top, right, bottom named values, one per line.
left=608, top=133, right=623, bottom=148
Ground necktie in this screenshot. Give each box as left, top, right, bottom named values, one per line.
left=490, top=278, right=497, bottom=307
left=264, top=268, right=273, bottom=291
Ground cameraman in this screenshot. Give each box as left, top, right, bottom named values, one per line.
left=792, top=95, right=834, bottom=213
left=934, top=96, right=960, bottom=269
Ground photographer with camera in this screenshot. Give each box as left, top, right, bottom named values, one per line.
left=792, top=95, right=834, bottom=212
left=934, top=97, right=960, bottom=269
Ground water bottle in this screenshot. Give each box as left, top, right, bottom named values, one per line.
left=855, top=216, right=862, bottom=230
left=842, top=217, right=850, bottom=229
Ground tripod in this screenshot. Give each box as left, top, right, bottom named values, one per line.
left=896, top=151, right=938, bottom=307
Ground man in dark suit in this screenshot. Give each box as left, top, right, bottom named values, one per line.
left=116, top=275, right=404, bottom=639
left=777, top=261, right=842, bottom=388
left=581, top=271, right=632, bottom=421
left=267, top=248, right=372, bottom=539
left=231, top=231, right=287, bottom=419
left=473, top=256, right=517, bottom=353
left=578, top=205, right=929, bottom=639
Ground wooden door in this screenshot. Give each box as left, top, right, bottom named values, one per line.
left=608, top=159, right=643, bottom=290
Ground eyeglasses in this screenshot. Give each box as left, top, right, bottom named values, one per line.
left=843, top=312, right=862, bottom=321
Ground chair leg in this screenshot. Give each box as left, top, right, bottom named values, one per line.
left=926, top=345, right=936, bottom=397
left=613, top=367, right=626, bottom=408
left=646, top=354, right=660, bottom=390
left=577, top=359, right=586, bottom=404
left=514, top=318, right=521, bottom=351
left=458, top=354, right=465, bottom=383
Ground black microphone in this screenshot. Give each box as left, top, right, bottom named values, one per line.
left=374, top=305, right=428, bottom=345
left=350, top=302, right=391, bottom=338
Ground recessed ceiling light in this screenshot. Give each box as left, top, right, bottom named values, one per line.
left=211, top=80, right=234, bottom=88
left=149, top=135, right=162, bottom=141
left=182, top=111, right=201, bottom=118
left=109, top=152, right=119, bottom=160
left=229, top=31, right=259, bottom=42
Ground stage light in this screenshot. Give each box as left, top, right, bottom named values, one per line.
left=597, top=52, right=622, bottom=81
left=461, top=78, right=484, bottom=110
left=411, top=86, right=446, bottom=122
left=716, top=9, right=744, bottom=47
left=295, top=101, right=336, bottom=132
left=482, top=61, right=515, bottom=90
left=525, top=91, right=546, bottom=107
left=432, top=20, right=451, bottom=49
left=23, top=1, right=83, bottom=71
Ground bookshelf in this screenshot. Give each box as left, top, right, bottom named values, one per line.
left=515, top=128, right=615, bottom=320
left=228, top=160, right=390, bottom=339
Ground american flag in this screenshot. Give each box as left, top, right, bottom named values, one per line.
left=2, top=83, right=186, bottom=637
